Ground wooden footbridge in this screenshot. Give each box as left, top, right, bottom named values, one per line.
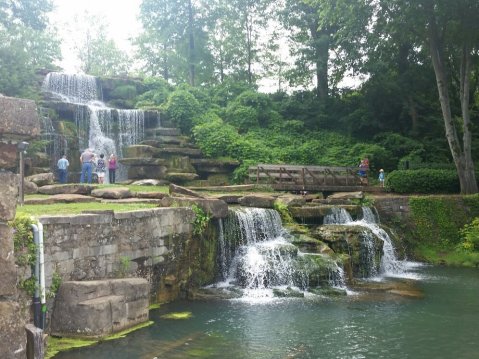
left=248, top=164, right=383, bottom=192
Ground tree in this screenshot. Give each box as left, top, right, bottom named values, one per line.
left=70, top=12, right=130, bottom=77
left=0, top=0, right=60, bottom=97
left=373, top=0, right=479, bottom=193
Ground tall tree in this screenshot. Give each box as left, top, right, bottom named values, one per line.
left=0, top=0, right=60, bottom=97
left=70, top=12, right=130, bottom=77
left=373, top=0, right=479, bottom=193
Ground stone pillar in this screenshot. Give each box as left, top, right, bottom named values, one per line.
left=0, top=96, right=40, bottom=359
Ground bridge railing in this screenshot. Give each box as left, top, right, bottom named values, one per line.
left=248, top=164, right=364, bottom=188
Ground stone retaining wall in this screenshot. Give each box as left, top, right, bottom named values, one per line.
left=39, top=207, right=205, bottom=304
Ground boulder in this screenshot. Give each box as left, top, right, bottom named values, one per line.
left=164, top=172, right=199, bottom=183
left=276, top=194, right=306, bottom=207
left=91, top=187, right=132, bottom=199
left=24, top=179, right=38, bottom=194
left=38, top=184, right=95, bottom=195
left=127, top=165, right=167, bottom=179
left=50, top=278, right=149, bottom=338
left=26, top=172, right=54, bottom=186
left=169, top=184, right=205, bottom=198
left=25, top=194, right=98, bottom=205
left=134, top=191, right=168, bottom=199
left=124, top=145, right=158, bottom=158
left=289, top=205, right=362, bottom=219
left=327, top=191, right=364, bottom=200
left=160, top=197, right=228, bottom=219
left=131, top=179, right=162, bottom=186
left=238, top=194, right=276, bottom=208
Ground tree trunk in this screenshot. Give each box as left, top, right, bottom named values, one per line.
left=188, top=0, right=195, bottom=86
left=426, top=4, right=477, bottom=194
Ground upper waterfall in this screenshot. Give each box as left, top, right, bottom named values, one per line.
left=42, top=72, right=101, bottom=104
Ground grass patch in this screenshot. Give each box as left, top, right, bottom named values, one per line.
left=160, top=311, right=193, bottom=320
left=17, top=202, right=158, bottom=217
left=46, top=321, right=154, bottom=358
left=413, top=243, right=479, bottom=267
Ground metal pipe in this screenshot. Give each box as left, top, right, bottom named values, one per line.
left=37, top=222, right=46, bottom=329
left=30, top=224, right=41, bottom=328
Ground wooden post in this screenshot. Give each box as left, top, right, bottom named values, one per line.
left=25, top=324, right=45, bottom=359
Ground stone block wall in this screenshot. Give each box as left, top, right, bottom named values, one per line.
left=0, top=96, right=40, bottom=359
left=39, top=207, right=211, bottom=305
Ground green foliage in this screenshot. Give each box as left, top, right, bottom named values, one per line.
left=117, top=256, right=131, bottom=278
left=163, top=89, right=203, bottom=134
left=47, top=271, right=62, bottom=299
left=9, top=214, right=35, bottom=267
left=273, top=201, right=294, bottom=224
left=387, top=169, right=460, bottom=194
left=459, top=218, right=479, bottom=252
left=110, top=85, right=138, bottom=100
left=409, top=196, right=470, bottom=247
left=191, top=205, right=211, bottom=235
left=19, top=277, right=37, bottom=296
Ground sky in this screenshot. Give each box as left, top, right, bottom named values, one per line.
left=50, top=0, right=142, bottom=72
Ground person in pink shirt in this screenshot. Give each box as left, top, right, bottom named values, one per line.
left=108, top=154, right=118, bottom=184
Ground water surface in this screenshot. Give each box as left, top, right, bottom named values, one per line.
left=55, top=266, right=479, bottom=359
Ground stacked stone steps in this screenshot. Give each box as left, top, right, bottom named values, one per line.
left=121, top=127, right=239, bottom=184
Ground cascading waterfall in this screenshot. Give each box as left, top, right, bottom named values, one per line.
left=42, top=72, right=147, bottom=182
left=336, top=206, right=406, bottom=277
left=215, top=208, right=346, bottom=298
left=42, top=72, right=99, bottom=103
left=323, top=207, right=353, bottom=224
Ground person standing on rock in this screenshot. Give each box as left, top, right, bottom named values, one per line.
left=79, top=148, right=94, bottom=183
left=108, top=154, right=117, bottom=184
left=57, top=154, right=69, bottom=184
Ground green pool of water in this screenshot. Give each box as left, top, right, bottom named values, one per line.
left=54, top=265, right=479, bottom=358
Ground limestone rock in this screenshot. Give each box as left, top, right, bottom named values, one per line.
left=26, top=172, right=54, bottom=186
left=24, top=180, right=38, bottom=194
left=169, top=184, right=205, bottom=198
left=238, top=194, right=276, bottom=208
left=164, top=172, right=199, bottom=183
left=161, top=197, right=228, bottom=219
left=0, top=142, right=17, bottom=168
left=38, top=184, right=95, bottom=195
left=276, top=194, right=306, bottom=207
left=25, top=194, right=98, bottom=205
left=50, top=278, right=150, bottom=338
left=134, top=191, right=168, bottom=199
left=289, top=204, right=362, bottom=219
left=0, top=224, right=17, bottom=296
left=124, top=145, right=158, bottom=158
left=91, top=187, right=132, bottom=199
left=327, top=191, right=364, bottom=200
left=0, top=96, right=40, bottom=138
left=0, top=172, right=18, bottom=220
left=131, top=179, right=162, bottom=186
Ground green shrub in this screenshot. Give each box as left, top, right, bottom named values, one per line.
left=110, top=85, right=137, bottom=100
left=387, top=169, right=460, bottom=193
left=459, top=218, right=479, bottom=251
left=9, top=214, right=35, bottom=267
left=162, top=89, right=203, bottom=134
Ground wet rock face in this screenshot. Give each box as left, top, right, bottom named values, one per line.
left=313, top=225, right=383, bottom=278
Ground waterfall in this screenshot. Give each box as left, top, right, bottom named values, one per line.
left=333, top=206, right=406, bottom=277
left=42, top=72, right=99, bottom=103
left=323, top=207, right=353, bottom=224
left=215, top=208, right=345, bottom=298
left=42, top=72, right=147, bottom=182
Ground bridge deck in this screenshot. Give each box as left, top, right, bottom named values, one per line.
left=249, top=164, right=381, bottom=192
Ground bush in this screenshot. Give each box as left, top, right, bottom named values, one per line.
left=386, top=169, right=460, bottom=193
left=459, top=218, right=479, bottom=251
left=163, top=90, right=202, bottom=134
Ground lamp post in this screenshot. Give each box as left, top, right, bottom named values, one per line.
left=17, top=141, right=29, bottom=206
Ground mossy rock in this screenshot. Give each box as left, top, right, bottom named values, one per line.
left=308, top=287, right=347, bottom=296
left=290, top=234, right=334, bottom=255
left=273, top=287, right=304, bottom=298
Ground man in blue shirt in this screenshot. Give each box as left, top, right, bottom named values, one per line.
left=57, top=154, right=69, bottom=184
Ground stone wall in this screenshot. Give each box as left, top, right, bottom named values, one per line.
left=39, top=207, right=217, bottom=306
left=0, top=96, right=40, bottom=359
left=374, top=196, right=410, bottom=221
